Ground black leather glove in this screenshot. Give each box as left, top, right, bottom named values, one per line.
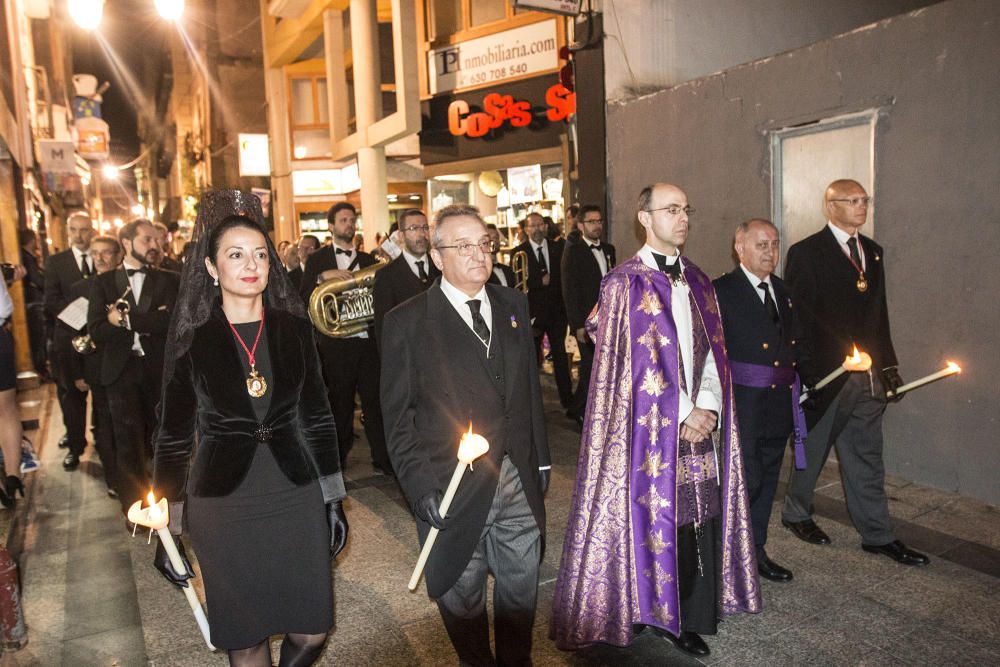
left=327, top=501, right=349, bottom=557
left=801, top=377, right=823, bottom=412
left=539, top=468, right=550, bottom=495
left=414, top=490, right=447, bottom=530
left=882, top=367, right=905, bottom=403
left=0, top=475, right=24, bottom=509
left=153, top=535, right=195, bottom=588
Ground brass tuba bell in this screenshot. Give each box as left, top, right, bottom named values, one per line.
left=308, top=261, right=388, bottom=338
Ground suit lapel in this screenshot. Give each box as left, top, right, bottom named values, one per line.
left=136, top=270, right=155, bottom=313
left=490, top=286, right=521, bottom=405
left=114, top=267, right=137, bottom=309
left=426, top=285, right=499, bottom=397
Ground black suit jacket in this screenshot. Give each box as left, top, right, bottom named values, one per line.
left=785, top=226, right=897, bottom=417
left=372, top=254, right=439, bottom=347
left=511, top=239, right=566, bottom=327
left=560, top=239, right=615, bottom=331
left=45, top=249, right=89, bottom=339
left=299, top=245, right=375, bottom=303
left=381, top=281, right=549, bottom=597
left=87, top=267, right=179, bottom=386
left=153, top=307, right=342, bottom=502
left=20, top=248, right=44, bottom=306
left=286, top=266, right=304, bottom=292
left=487, top=262, right=516, bottom=288
left=714, top=269, right=812, bottom=439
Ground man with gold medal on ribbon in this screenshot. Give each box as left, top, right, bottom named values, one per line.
left=151, top=191, right=349, bottom=664
left=779, top=179, right=930, bottom=567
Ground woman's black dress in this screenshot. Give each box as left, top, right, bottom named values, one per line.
left=186, top=320, right=333, bottom=649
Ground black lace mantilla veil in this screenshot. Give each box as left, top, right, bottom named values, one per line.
left=160, top=189, right=306, bottom=390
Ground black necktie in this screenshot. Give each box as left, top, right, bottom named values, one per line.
left=652, top=252, right=681, bottom=280
left=335, top=248, right=353, bottom=256
left=846, top=237, right=863, bottom=269
left=467, top=299, right=490, bottom=346
left=535, top=246, right=548, bottom=275
left=80, top=256, right=91, bottom=278
left=416, top=260, right=428, bottom=282
left=126, top=267, right=147, bottom=277
left=758, top=281, right=780, bottom=326
left=589, top=243, right=603, bottom=252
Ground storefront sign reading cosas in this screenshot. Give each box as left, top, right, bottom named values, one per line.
left=448, top=83, right=576, bottom=138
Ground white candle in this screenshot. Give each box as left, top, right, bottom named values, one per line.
left=800, top=346, right=873, bottom=404
left=408, top=428, right=490, bottom=591
left=886, top=362, right=961, bottom=398
left=129, top=493, right=215, bottom=651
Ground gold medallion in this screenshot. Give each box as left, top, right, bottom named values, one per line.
left=856, top=275, right=868, bottom=293
left=246, top=366, right=268, bottom=398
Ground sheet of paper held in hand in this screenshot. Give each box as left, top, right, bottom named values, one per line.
left=57, top=297, right=89, bottom=330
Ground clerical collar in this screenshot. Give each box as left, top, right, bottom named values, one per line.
left=827, top=221, right=859, bottom=244
left=637, top=244, right=681, bottom=271
left=740, top=263, right=770, bottom=288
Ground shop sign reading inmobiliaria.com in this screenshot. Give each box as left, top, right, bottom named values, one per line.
left=428, top=19, right=559, bottom=95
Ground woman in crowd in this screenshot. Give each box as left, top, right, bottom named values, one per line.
left=0, top=265, right=26, bottom=508
left=152, top=190, right=348, bottom=666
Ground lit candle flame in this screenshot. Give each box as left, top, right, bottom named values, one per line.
left=946, top=361, right=961, bottom=373
left=458, top=425, right=490, bottom=465
left=851, top=345, right=861, bottom=363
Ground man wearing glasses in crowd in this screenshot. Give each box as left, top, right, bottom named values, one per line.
left=382, top=204, right=550, bottom=666
left=373, top=209, right=439, bottom=350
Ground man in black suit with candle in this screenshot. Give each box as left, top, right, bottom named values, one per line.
left=779, top=179, right=928, bottom=566
left=300, top=202, right=389, bottom=474
left=373, top=209, right=439, bottom=350
left=512, top=212, right=572, bottom=407
left=382, top=204, right=550, bottom=666
left=560, top=204, right=615, bottom=426
left=88, top=219, right=178, bottom=512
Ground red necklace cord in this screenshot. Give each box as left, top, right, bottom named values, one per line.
left=228, top=309, right=265, bottom=367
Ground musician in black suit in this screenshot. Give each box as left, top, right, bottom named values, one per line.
left=714, top=219, right=812, bottom=582
left=382, top=204, right=549, bottom=666
left=300, top=202, right=389, bottom=473
left=44, top=212, right=95, bottom=470
left=512, top=212, right=572, bottom=407
left=780, top=179, right=928, bottom=567
left=485, top=224, right=516, bottom=288
left=560, top=204, right=615, bottom=425
left=88, top=219, right=179, bottom=512
left=373, top=209, right=439, bottom=349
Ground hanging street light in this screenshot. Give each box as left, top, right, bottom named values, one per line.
left=155, top=0, right=185, bottom=21
left=68, top=0, right=105, bottom=30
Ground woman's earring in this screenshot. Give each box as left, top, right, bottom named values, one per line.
left=213, top=277, right=219, bottom=286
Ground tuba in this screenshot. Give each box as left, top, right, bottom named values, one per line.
left=511, top=250, right=529, bottom=294
left=308, top=262, right=387, bottom=338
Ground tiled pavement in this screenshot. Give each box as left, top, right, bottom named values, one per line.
left=2, top=379, right=998, bottom=666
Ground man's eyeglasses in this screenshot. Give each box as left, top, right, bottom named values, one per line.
left=753, top=241, right=780, bottom=252
left=403, top=224, right=430, bottom=233
left=581, top=218, right=604, bottom=225
left=435, top=239, right=492, bottom=257
left=645, top=205, right=695, bottom=216
left=829, top=197, right=873, bottom=207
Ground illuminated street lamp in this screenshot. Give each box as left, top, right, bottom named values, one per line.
left=131, top=204, right=146, bottom=216
left=68, top=0, right=105, bottom=30
left=102, top=164, right=120, bottom=180
left=155, top=0, right=185, bottom=21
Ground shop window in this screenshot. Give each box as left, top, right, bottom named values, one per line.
left=288, top=72, right=331, bottom=160
left=431, top=0, right=462, bottom=38
left=470, top=0, right=506, bottom=26
left=427, top=0, right=516, bottom=40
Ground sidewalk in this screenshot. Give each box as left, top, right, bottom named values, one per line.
left=2, top=380, right=998, bottom=666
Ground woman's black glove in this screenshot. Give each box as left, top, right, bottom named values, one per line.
left=539, top=469, right=550, bottom=495
left=414, top=490, right=446, bottom=530
left=153, top=535, right=195, bottom=588
left=327, top=501, right=349, bottom=557
left=0, top=475, right=24, bottom=509
left=882, top=367, right=905, bottom=403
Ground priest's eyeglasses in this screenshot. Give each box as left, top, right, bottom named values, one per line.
left=830, top=197, right=873, bottom=207
left=645, top=205, right=695, bottom=216
left=436, top=239, right=492, bottom=257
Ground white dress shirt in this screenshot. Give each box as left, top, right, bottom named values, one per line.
left=827, top=221, right=866, bottom=271
left=71, top=246, right=92, bottom=275
left=529, top=239, right=550, bottom=272
left=122, top=260, right=146, bottom=354
left=0, top=280, right=13, bottom=321
left=402, top=250, right=431, bottom=280
left=740, top=263, right=776, bottom=305
left=491, top=265, right=509, bottom=287
left=636, top=245, right=722, bottom=424
left=439, top=277, right=492, bottom=353
left=585, top=240, right=608, bottom=276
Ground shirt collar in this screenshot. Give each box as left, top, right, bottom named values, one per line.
left=740, top=263, right=771, bottom=288
left=439, top=276, right=487, bottom=308
left=529, top=238, right=547, bottom=253
left=637, top=244, right=681, bottom=270
left=402, top=250, right=428, bottom=265
left=827, top=221, right=857, bottom=245
left=71, top=246, right=87, bottom=262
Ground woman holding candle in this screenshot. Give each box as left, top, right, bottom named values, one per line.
left=152, top=190, right=348, bottom=666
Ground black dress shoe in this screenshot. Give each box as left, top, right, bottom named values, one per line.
left=862, top=540, right=930, bottom=566
left=782, top=517, right=831, bottom=545
left=758, top=555, right=794, bottom=582
left=58, top=435, right=69, bottom=449
left=658, top=629, right=710, bottom=656
left=63, top=452, right=81, bottom=471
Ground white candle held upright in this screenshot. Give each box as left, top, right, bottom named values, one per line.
left=128, top=492, right=215, bottom=650
left=886, top=361, right=961, bottom=398
left=408, top=425, right=490, bottom=591
left=800, top=345, right=873, bottom=404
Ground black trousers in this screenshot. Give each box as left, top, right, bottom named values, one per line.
left=106, top=356, right=160, bottom=510
left=677, top=518, right=719, bottom=636
left=25, top=304, right=48, bottom=379
left=90, top=384, right=117, bottom=491
left=53, top=340, right=88, bottom=455
left=316, top=335, right=388, bottom=470
left=567, top=340, right=594, bottom=420
left=532, top=317, right=572, bottom=407
left=739, top=433, right=789, bottom=558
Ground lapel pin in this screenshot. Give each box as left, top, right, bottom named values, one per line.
left=510, top=315, right=518, bottom=329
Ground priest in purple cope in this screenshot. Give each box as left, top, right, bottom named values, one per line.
left=551, top=183, right=761, bottom=658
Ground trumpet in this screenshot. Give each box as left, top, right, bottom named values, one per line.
left=72, top=334, right=96, bottom=354
left=511, top=250, right=529, bottom=294
left=110, top=286, right=133, bottom=329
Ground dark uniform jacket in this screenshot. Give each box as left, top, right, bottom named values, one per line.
left=714, top=268, right=812, bottom=439
left=487, top=262, right=516, bottom=289
left=381, top=281, right=549, bottom=597
left=511, top=238, right=566, bottom=328
left=45, top=249, right=89, bottom=343
left=373, top=254, right=439, bottom=347
left=560, top=239, right=615, bottom=331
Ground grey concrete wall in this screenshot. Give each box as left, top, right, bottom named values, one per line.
left=605, top=0, right=1000, bottom=505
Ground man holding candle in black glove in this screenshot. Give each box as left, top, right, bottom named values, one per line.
left=780, top=179, right=928, bottom=566
left=382, top=204, right=550, bottom=666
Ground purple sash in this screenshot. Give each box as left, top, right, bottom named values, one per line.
left=729, top=361, right=808, bottom=470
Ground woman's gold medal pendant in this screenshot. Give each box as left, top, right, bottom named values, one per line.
left=247, top=366, right=267, bottom=398
left=856, top=274, right=868, bottom=293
